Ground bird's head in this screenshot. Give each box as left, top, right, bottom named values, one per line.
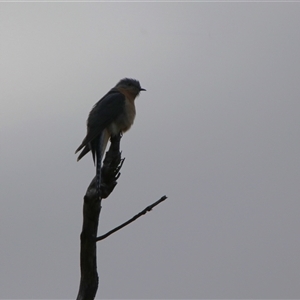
left=115, top=78, right=146, bottom=96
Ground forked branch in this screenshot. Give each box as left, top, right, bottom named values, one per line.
left=76, top=133, right=168, bottom=300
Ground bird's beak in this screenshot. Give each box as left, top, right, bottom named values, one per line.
left=140, top=88, right=146, bottom=91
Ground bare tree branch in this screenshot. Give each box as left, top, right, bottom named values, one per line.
left=76, top=184, right=101, bottom=300
left=100, top=134, right=125, bottom=199
left=76, top=134, right=168, bottom=300
left=76, top=134, right=123, bottom=300
left=96, top=195, right=168, bottom=242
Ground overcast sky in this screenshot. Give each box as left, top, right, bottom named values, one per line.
left=1, top=2, right=300, bottom=299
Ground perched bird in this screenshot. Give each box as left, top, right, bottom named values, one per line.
left=75, top=78, right=146, bottom=197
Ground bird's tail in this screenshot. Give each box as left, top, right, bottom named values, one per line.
left=76, top=145, right=90, bottom=161
left=96, top=132, right=104, bottom=199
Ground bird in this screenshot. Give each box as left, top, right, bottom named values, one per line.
left=75, top=78, right=146, bottom=197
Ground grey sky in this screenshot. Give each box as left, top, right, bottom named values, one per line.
left=1, top=2, right=300, bottom=299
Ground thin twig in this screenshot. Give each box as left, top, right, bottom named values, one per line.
left=96, top=195, right=168, bottom=242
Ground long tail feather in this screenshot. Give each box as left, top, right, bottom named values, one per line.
left=76, top=145, right=90, bottom=161
left=96, top=132, right=104, bottom=199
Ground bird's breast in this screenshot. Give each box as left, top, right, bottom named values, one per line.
left=109, top=97, right=136, bottom=135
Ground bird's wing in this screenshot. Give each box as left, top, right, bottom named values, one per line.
left=75, top=91, right=125, bottom=155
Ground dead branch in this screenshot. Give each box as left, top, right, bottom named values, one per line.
left=76, top=134, right=123, bottom=300
left=96, top=195, right=168, bottom=242
left=76, top=133, right=168, bottom=300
